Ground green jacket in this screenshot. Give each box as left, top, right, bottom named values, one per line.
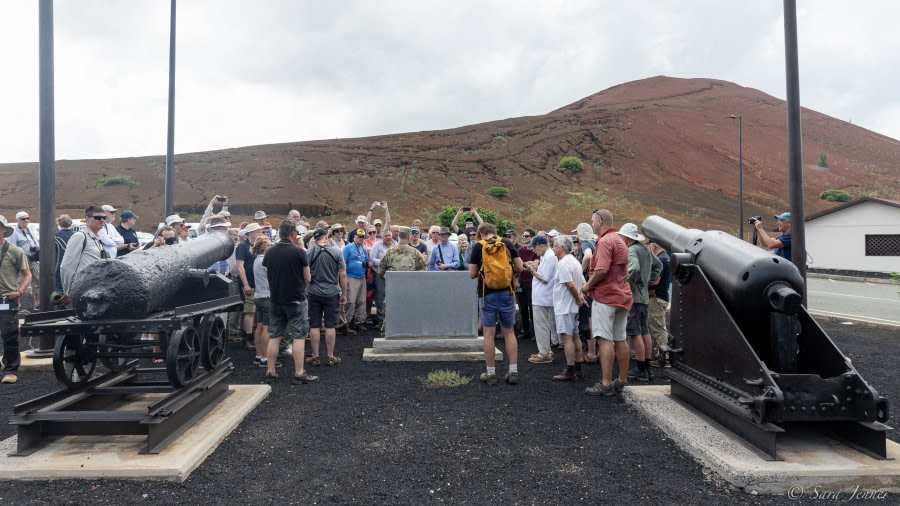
left=626, top=242, right=662, bottom=305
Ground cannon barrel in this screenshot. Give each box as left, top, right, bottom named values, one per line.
left=70, top=231, right=235, bottom=320
left=641, top=215, right=804, bottom=341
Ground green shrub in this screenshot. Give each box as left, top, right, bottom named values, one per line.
left=818, top=189, right=852, bottom=202
left=557, top=156, right=584, bottom=173
left=426, top=370, right=471, bottom=388
left=487, top=186, right=509, bottom=198
left=97, top=176, right=139, bottom=187
left=493, top=135, right=508, bottom=143
left=817, top=153, right=828, bottom=168
left=437, top=205, right=515, bottom=236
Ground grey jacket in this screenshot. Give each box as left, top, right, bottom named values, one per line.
left=60, top=230, right=105, bottom=293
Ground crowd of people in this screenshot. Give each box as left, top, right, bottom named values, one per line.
left=0, top=197, right=794, bottom=390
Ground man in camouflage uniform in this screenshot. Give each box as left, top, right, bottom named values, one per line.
left=376, top=227, right=426, bottom=334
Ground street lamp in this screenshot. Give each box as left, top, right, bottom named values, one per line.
left=727, top=114, right=744, bottom=239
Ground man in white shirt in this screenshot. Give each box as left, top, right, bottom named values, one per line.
left=551, top=235, right=587, bottom=381
left=98, top=204, right=125, bottom=259
left=526, top=235, right=557, bottom=363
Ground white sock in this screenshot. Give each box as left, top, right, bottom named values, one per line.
left=509, top=364, right=518, bottom=373
left=486, top=366, right=496, bottom=375
left=256, top=355, right=262, bottom=360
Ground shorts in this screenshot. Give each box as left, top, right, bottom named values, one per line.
left=308, top=293, right=340, bottom=329
left=591, top=301, right=628, bottom=342
left=243, top=288, right=256, bottom=314
left=269, top=300, right=309, bottom=340
left=555, top=312, right=578, bottom=336
left=479, top=290, right=516, bottom=328
left=254, top=297, right=271, bottom=326
left=626, top=302, right=649, bottom=336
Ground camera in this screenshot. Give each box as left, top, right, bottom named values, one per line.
left=218, top=196, right=227, bottom=202
left=27, top=247, right=40, bottom=262
left=462, top=207, right=471, bottom=212
left=50, top=291, right=65, bottom=304
left=164, top=237, right=177, bottom=245
left=748, top=216, right=762, bottom=225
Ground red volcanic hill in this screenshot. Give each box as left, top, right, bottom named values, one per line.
left=1, top=76, right=897, bottom=235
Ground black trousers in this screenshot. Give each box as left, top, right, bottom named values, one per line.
left=515, top=285, right=534, bottom=339
left=1, top=310, right=20, bottom=369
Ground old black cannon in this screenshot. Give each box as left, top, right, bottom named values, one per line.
left=20, top=231, right=240, bottom=389
left=642, top=215, right=891, bottom=460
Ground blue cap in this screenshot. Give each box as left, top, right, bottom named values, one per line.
left=121, top=210, right=139, bottom=219
left=774, top=212, right=791, bottom=221
left=531, top=235, right=549, bottom=246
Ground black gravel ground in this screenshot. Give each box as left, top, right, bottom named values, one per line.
left=0, top=320, right=896, bottom=505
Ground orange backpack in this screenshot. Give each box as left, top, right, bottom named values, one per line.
left=479, top=237, right=513, bottom=292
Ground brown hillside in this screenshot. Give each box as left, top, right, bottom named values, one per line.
left=2, top=76, right=898, bottom=236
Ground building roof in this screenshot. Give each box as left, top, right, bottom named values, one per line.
left=805, top=196, right=900, bottom=222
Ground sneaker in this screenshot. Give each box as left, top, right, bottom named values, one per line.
left=505, top=371, right=519, bottom=385
left=628, top=367, right=649, bottom=382
left=479, top=373, right=498, bottom=385
left=264, top=372, right=278, bottom=384
left=646, top=367, right=655, bottom=381
left=253, top=356, right=262, bottom=364
left=326, top=356, right=342, bottom=366
left=552, top=370, right=575, bottom=381
left=528, top=354, right=552, bottom=364
left=259, top=359, right=282, bottom=368
left=293, top=373, right=319, bottom=384
left=585, top=382, right=615, bottom=396
left=305, top=356, right=321, bottom=366
left=613, top=379, right=627, bottom=393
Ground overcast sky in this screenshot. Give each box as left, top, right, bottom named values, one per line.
left=2, top=0, right=899, bottom=164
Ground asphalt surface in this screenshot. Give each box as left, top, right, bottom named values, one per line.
left=807, top=277, right=900, bottom=327
left=0, top=320, right=897, bottom=505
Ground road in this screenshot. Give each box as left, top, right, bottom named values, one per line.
left=806, top=276, right=900, bottom=327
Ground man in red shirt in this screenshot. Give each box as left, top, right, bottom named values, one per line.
left=581, top=209, right=633, bottom=397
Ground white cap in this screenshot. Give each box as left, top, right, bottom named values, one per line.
left=102, top=204, right=117, bottom=212
left=243, top=222, right=263, bottom=234
left=165, top=214, right=184, bottom=226
left=547, top=229, right=560, bottom=237
left=373, top=219, right=383, bottom=225
left=15, top=211, right=29, bottom=220
left=356, top=215, right=367, bottom=223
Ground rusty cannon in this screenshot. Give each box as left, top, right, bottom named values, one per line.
left=19, top=231, right=240, bottom=389
left=642, top=215, right=890, bottom=460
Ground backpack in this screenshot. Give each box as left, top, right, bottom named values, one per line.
left=479, top=238, right=513, bottom=292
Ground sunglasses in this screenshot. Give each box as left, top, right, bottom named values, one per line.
left=522, top=234, right=531, bottom=238
left=18, top=217, right=30, bottom=221
left=368, top=231, right=377, bottom=235
left=91, top=215, right=107, bottom=221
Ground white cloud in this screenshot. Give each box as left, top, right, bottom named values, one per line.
left=1, top=0, right=899, bottom=163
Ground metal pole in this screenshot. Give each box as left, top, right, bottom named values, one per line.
left=738, top=114, right=743, bottom=240
left=783, top=0, right=806, bottom=305
left=31, top=0, right=56, bottom=356
left=164, top=0, right=176, bottom=217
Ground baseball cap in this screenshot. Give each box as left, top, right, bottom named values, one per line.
left=165, top=214, right=184, bottom=226
left=410, top=227, right=420, bottom=234
left=356, top=215, right=368, bottom=223
left=354, top=228, right=366, bottom=237
left=531, top=235, right=549, bottom=246
left=373, top=219, right=383, bottom=226
left=774, top=212, right=791, bottom=221
left=101, top=205, right=117, bottom=212
left=504, top=229, right=517, bottom=236
left=313, top=229, right=327, bottom=240
left=547, top=229, right=560, bottom=237
left=121, top=210, right=139, bottom=220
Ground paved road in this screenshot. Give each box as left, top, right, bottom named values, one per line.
left=807, top=277, right=900, bottom=327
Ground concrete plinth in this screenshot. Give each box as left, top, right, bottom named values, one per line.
left=17, top=351, right=53, bottom=371
left=364, top=337, right=502, bottom=362
left=0, top=385, right=270, bottom=482
left=625, top=385, right=900, bottom=495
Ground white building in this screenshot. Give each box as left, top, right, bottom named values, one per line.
left=805, top=197, right=900, bottom=273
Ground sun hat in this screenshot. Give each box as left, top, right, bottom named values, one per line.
left=254, top=210, right=268, bottom=220
left=356, top=215, right=368, bottom=223
left=547, top=229, right=560, bottom=237
left=617, top=223, right=645, bottom=242
left=243, top=222, right=263, bottom=234
left=0, top=216, right=15, bottom=238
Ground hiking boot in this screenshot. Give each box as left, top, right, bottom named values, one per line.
left=479, top=373, right=498, bottom=385
left=505, top=371, right=519, bottom=385
left=264, top=372, right=278, bottom=384
left=293, top=372, right=319, bottom=384
left=552, top=370, right=575, bottom=381
left=528, top=354, right=552, bottom=364
left=613, top=379, right=627, bottom=393
left=340, top=325, right=356, bottom=336
left=585, top=382, right=615, bottom=396
left=628, top=367, right=649, bottom=382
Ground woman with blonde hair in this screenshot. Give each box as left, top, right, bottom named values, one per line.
left=251, top=235, right=279, bottom=368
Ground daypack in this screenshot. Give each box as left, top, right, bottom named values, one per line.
left=479, top=237, right=513, bottom=291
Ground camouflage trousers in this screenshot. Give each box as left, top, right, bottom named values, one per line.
left=648, top=296, right=669, bottom=357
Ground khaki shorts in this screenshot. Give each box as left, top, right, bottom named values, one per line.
left=591, top=301, right=628, bottom=342
left=243, top=289, right=256, bottom=314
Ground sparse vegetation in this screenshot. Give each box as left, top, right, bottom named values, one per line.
left=487, top=186, right=509, bottom=198
left=557, top=156, right=584, bottom=173
left=493, top=135, right=508, bottom=143
left=97, top=176, right=139, bottom=187
left=819, top=189, right=852, bottom=202
left=817, top=153, right=828, bottom=168
left=426, top=370, right=471, bottom=388
left=437, top=205, right=515, bottom=236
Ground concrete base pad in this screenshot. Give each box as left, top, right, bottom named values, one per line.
left=363, top=337, right=503, bottom=361
left=11, top=351, right=53, bottom=372
left=0, top=385, right=270, bottom=482
left=625, top=385, right=900, bottom=495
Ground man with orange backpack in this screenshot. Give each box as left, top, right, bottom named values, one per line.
left=468, top=223, right=524, bottom=385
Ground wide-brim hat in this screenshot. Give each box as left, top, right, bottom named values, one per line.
left=439, top=227, right=451, bottom=235
left=0, top=216, right=15, bottom=238
left=254, top=210, right=268, bottom=220
left=243, top=222, right=263, bottom=234
left=617, top=222, right=645, bottom=242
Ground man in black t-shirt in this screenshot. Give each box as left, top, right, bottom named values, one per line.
left=262, top=220, right=318, bottom=385
left=115, top=211, right=141, bottom=256
left=468, top=223, right=524, bottom=385
left=235, top=223, right=262, bottom=348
